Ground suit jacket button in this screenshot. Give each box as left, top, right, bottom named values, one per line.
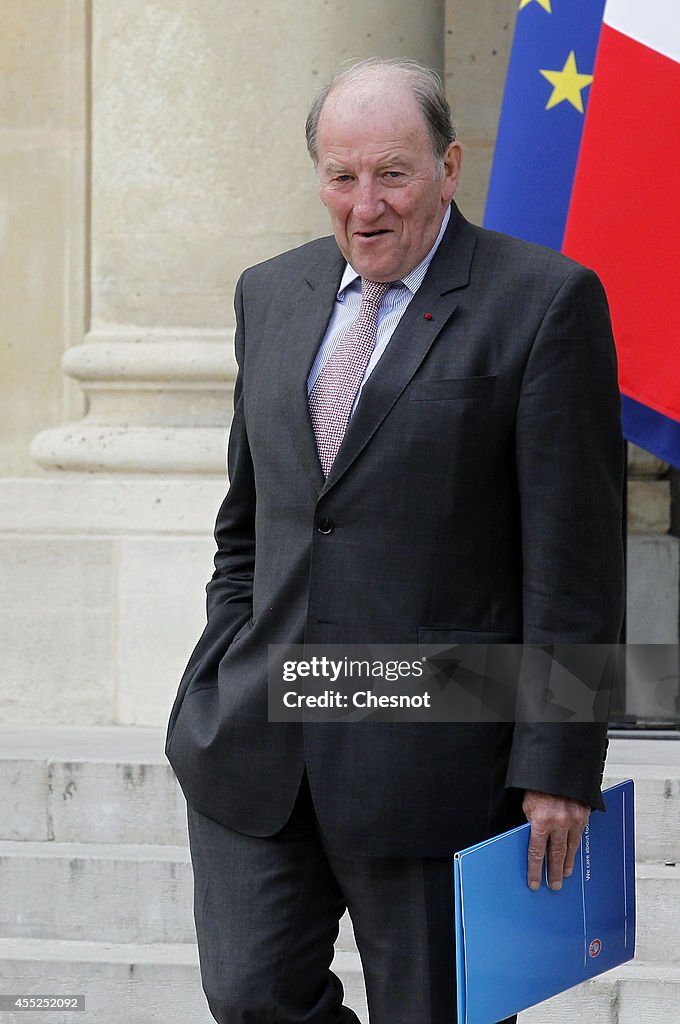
left=317, top=517, right=334, bottom=534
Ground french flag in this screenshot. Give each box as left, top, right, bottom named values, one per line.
left=564, top=0, right=680, bottom=468
left=485, top=0, right=680, bottom=467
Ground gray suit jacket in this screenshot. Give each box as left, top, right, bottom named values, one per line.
left=166, top=204, right=625, bottom=857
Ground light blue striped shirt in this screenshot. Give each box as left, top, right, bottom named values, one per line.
left=307, top=205, right=451, bottom=412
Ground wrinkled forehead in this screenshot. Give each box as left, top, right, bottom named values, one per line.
left=316, top=78, right=430, bottom=154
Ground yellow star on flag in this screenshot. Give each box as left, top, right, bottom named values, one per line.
left=540, top=51, right=594, bottom=113
left=519, top=0, right=552, bottom=11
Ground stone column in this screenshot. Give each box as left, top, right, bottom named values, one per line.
left=445, top=0, right=518, bottom=224
left=6, top=0, right=444, bottom=726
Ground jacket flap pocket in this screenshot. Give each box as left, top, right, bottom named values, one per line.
left=418, top=626, right=519, bottom=645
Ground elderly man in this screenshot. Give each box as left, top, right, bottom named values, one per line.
left=166, top=59, right=624, bottom=1024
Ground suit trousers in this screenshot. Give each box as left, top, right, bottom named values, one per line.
left=187, top=772, right=517, bottom=1024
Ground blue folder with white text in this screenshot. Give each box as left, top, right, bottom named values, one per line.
left=454, top=780, right=635, bottom=1023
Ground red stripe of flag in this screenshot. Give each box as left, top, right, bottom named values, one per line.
left=564, top=24, right=680, bottom=424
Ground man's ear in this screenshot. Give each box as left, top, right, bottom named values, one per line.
left=441, top=142, right=463, bottom=202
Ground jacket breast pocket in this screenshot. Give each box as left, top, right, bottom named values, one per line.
left=408, top=375, right=496, bottom=402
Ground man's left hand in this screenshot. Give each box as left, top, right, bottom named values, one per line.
left=522, top=790, right=590, bottom=892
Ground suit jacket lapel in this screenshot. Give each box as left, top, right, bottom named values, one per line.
left=322, top=204, right=477, bottom=493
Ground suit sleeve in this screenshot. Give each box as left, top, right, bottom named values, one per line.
left=505, top=265, right=625, bottom=809
left=204, top=271, right=257, bottom=626
left=165, top=273, right=256, bottom=737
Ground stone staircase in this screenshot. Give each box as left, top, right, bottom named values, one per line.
left=521, top=735, right=680, bottom=1024
left=0, top=727, right=677, bottom=1023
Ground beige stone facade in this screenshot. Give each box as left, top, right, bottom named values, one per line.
left=1, top=0, right=676, bottom=725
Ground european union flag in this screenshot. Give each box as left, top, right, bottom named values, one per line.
left=484, top=0, right=606, bottom=250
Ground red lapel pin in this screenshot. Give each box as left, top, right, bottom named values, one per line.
left=424, top=313, right=433, bottom=321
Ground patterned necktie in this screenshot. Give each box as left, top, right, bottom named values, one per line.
left=309, top=278, right=391, bottom=477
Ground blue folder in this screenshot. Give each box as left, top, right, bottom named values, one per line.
left=454, top=780, right=635, bottom=1023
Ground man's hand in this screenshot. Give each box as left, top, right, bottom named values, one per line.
left=522, top=790, right=590, bottom=892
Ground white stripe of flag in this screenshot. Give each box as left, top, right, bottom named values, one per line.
left=603, top=0, right=680, bottom=63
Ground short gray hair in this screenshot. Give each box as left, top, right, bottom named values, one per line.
left=305, top=58, right=456, bottom=168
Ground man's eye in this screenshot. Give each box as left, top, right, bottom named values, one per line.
left=384, top=171, right=404, bottom=179
left=334, top=174, right=354, bottom=183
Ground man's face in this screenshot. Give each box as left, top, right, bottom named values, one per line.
left=315, top=80, right=462, bottom=282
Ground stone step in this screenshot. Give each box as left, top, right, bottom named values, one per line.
left=1, top=840, right=677, bottom=965
left=0, top=841, right=195, bottom=944
left=635, top=863, right=680, bottom=964
left=0, top=938, right=214, bottom=1024
left=0, top=939, right=367, bottom=1024
left=0, top=728, right=676, bottom=1024
left=0, top=837, right=357, bottom=953
left=4, top=941, right=675, bottom=1024
left=519, top=961, right=680, bottom=1024
left=604, top=764, right=680, bottom=863
left=0, top=726, right=186, bottom=846
left=340, top=954, right=680, bottom=1024
left=2, top=727, right=679, bottom=858
left=332, top=951, right=368, bottom=1019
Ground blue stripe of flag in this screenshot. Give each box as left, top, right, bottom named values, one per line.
left=484, top=0, right=606, bottom=250
left=621, top=395, right=680, bottom=471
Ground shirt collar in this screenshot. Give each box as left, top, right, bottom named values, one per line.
left=337, top=204, right=451, bottom=298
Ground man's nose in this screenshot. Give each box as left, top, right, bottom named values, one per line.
left=353, top=181, right=385, bottom=221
